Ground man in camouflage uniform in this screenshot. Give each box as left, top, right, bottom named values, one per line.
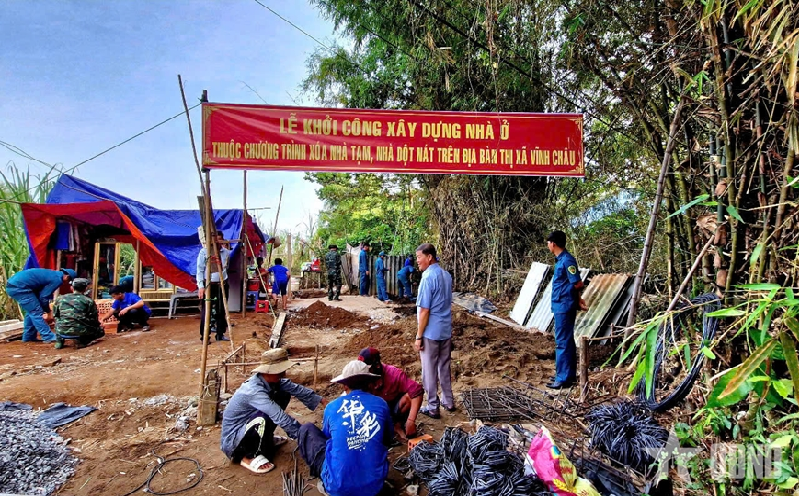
left=52, top=278, right=105, bottom=349
left=325, top=244, right=342, bottom=301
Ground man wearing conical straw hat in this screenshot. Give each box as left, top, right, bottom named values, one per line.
left=220, top=348, right=326, bottom=474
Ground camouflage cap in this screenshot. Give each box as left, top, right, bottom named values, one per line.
left=71, top=278, right=90, bottom=291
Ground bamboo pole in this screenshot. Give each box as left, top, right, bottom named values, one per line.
left=625, top=99, right=685, bottom=337
left=579, top=336, right=589, bottom=403
left=177, top=77, right=223, bottom=402
left=242, top=171, right=248, bottom=316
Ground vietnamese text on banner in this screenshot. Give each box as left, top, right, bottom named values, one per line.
left=202, top=103, right=584, bottom=177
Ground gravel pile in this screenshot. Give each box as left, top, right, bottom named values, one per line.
left=0, top=409, right=78, bottom=495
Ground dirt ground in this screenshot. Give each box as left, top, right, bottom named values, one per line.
left=0, top=295, right=567, bottom=496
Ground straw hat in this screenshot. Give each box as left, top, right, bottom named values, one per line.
left=331, top=360, right=380, bottom=385
left=253, top=348, right=295, bottom=375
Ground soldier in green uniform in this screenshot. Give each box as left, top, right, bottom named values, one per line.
left=52, top=278, right=105, bottom=349
left=325, top=244, right=342, bottom=301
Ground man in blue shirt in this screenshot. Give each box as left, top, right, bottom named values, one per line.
left=375, top=251, right=389, bottom=303
left=413, top=243, right=455, bottom=419
left=268, top=258, right=291, bottom=310
left=396, top=264, right=415, bottom=299
left=102, top=285, right=151, bottom=332
left=197, top=234, right=231, bottom=341
left=299, top=360, right=392, bottom=496
left=358, top=242, right=371, bottom=296
left=221, top=348, right=324, bottom=474
left=6, top=268, right=76, bottom=342
left=118, top=274, right=135, bottom=293
left=546, top=230, right=585, bottom=389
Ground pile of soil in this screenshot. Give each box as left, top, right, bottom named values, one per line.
left=341, top=309, right=557, bottom=386
left=289, top=300, right=367, bottom=329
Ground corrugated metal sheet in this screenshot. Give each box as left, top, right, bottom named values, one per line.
left=597, top=280, right=635, bottom=340
left=573, top=273, right=630, bottom=342
left=509, top=262, right=549, bottom=325
left=526, top=268, right=590, bottom=333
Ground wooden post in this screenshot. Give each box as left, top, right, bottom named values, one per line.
left=242, top=171, right=248, bottom=315
left=287, top=233, right=292, bottom=302
left=198, top=184, right=214, bottom=402
left=54, top=249, right=62, bottom=299
left=314, top=344, right=319, bottom=385
left=133, top=240, right=140, bottom=294
left=579, top=336, right=589, bottom=403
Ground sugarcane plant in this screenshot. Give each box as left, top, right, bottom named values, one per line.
left=0, top=163, right=60, bottom=320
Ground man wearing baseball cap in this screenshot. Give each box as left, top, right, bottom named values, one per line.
left=6, top=268, right=76, bottom=342
left=299, top=360, right=393, bottom=496
left=358, top=347, right=423, bottom=439
left=221, top=348, right=325, bottom=474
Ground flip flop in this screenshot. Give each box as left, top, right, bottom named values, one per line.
left=273, top=435, right=288, bottom=448
left=241, top=454, right=275, bottom=474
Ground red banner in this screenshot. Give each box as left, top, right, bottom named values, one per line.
left=202, top=103, right=583, bottom=176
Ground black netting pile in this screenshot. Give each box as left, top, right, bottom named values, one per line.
left=585, top=400, right=668, bottom=471
left=407, top=426, right=548, bottom=496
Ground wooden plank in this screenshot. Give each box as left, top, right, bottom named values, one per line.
left=0, top=328, right=24, bottom=342
left=268, top=312, right=287, bottom=349
left=0, top=321, right=24, bottom=334
left=475, top=311, right=530, bottom=332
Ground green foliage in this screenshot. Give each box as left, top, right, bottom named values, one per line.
left=0, top=162, right=60, bottom=319
left=306, top=172, right=430, bottom=255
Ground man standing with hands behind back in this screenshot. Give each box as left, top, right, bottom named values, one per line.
left=545, top=230, right=586, bottom=390
left=413, top=243, right=455, bottom=419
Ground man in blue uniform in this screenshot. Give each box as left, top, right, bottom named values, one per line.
left=359, top=242, right=371, bottom=296
left=546, top=230, right=585, bottom=389
left=6, top=268, right=76, bottom=342
left=375, top=251, right=389, bottom=302
left=396, top=263, right=414, bottom=299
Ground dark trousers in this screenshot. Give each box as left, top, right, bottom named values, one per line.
left=397, top=275, right=413, bottom=298
left=232, top=392, right=290, bottom=463
left=114, top=309, right=149, bottom=332
left=200, top=281, right=228, bottom=339
left=553, top=310, right=577, bottom=383
left=360, top=272, right=370, bottom=296
left=299, top=423, right=328, bottom=478
left=327, top=273, right=341, bottom=299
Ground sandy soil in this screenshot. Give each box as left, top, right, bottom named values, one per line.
left=0, top=295, right=565, bottom=496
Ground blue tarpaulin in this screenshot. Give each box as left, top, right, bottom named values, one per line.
left=22, top=175, right=265, bottom=290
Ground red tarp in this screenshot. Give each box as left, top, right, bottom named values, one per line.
left=21, top=201, right=199, bottom=290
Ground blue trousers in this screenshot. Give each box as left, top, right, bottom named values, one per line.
left=397, top=275, right=413, bottom=298
left=359, top=272, right=370, bottom=296
left=6, top=287, right=56, bottom=342
left=376, top=275, right=387, bottom=301
left=553, top=310, right=577, bottom=383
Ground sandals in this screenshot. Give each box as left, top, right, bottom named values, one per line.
left=241, top=454, right=275, bottom=474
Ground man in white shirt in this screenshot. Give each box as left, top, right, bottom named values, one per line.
left=197, top=233, right=231, bottom=342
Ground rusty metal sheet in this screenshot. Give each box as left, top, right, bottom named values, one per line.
left=525, top=268, right=590, bottom=333
left=509, top=262, right=550, bottom=325
left=574, top=273, right=630, bottom=342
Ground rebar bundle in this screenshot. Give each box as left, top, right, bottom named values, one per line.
left=281, top=458, right=306, bottom=496
left=408, top=425, right=548, bottom=496
left=585, top=401, right=668, bottom=471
